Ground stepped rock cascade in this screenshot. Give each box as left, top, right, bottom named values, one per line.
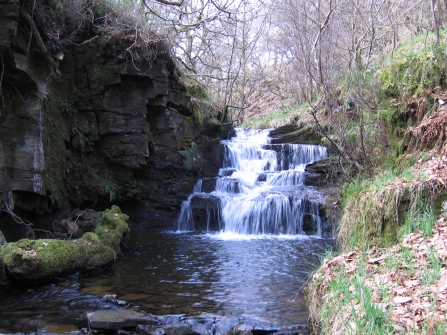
left=177, top=128, right=328, bottom=236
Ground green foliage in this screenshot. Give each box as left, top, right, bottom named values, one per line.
left=398, top=204, right=436, bottom=239
left=179, top=144, right=196, bottom=171
left=311, top=254, right=395, bottom=334
left=70, top=126, right=89, bottom=150
left=104, top=182, right=119, bottom=202
left=339, top=169, right=432, bottom=251
left=380, top=34, right=447, bottom=98
left=51, top=0, right=63, bottom=11
left=0, top=237, right=116, bottom=280
left=0, top=206, right=129, bottom=282
left=423, top=247, right=442, bottom=285
left=193, top=107, right=205, bottom=127
left=186, top=80, right=208, bottom=100
left=378, top=108, right=402, bottom=128
left=60, top=100, right=77, bottom=117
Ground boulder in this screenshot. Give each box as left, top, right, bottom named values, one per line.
left=87, top=310, right=158, bottom=330
left=0, top=205, right=128, bottom=284
left=0, top=231, right=6, bottom=245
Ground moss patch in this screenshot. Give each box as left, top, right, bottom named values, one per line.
left=95, top=205, right=130, bottom=253
left=0, top=206, right=129, bottom=284
left=0, top=238, right=116, bottom=281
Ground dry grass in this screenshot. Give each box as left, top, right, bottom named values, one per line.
left=307, top=214, right=447, bottom=334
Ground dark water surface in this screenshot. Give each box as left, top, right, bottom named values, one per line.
left=0, top=230, right=334, bottom=334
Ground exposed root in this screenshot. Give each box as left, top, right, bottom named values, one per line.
left=0, top=208, right=35, bottom=240
left=19, top=7, right=59, bottom=69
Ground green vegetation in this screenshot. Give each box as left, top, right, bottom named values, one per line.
left=242, top=103, right=309, bottom=129
left=380, top=32, right=447, bottom=99
left=0, top=206, right=128, bottom=284
left=104, top=182, right=119, bottom=202
left=307, top=205, right=447, bottom=334
left=59, top=100, right=77, bottom=117
left=179, top=145, right=197, bottom=171
left=70, top=126, right=89, bottom=150
left=95, top=205, right=130, bottom=253
left=306, top=32, right=447, bottom=334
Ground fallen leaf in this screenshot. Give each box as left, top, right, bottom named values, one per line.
left=393, top=287, right=408, bottom=295
left=393, top=296, right=413, bottom=304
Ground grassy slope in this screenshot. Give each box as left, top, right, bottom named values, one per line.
left=305, top=32, right=447, bottom=334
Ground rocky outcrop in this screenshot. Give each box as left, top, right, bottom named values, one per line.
left=0, top=4, right=227, bottom=235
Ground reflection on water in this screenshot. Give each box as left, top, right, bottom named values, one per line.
left=0, top=230, right=334, bottom=333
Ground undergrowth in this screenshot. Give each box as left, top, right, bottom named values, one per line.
left=242, top=103, right=309, bottom=129
left=306, top=32, right=447, bottom=335
left=307, top=203, right=447, bottom=334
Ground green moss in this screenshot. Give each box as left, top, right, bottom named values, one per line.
left=0, top=238, right=116, bottom=281
left=380, top=35, right=447, bottom=98
left=378, top=108, right=401, bottom=127
left=193, top=106, right=205, bottom=127
left=178, top=145, right=197, bottom=171
left=0, top=206, right=129, bottom=283
left=95, top=205, right=130, bottom=253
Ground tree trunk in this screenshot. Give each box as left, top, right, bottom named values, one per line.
left=431, top=0, right=440, bottom=43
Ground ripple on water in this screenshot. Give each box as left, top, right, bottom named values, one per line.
left=0, top=230, right=334, bottom=333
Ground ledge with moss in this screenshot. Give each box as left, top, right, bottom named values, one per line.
left=0, top=205, right=129, bottom=285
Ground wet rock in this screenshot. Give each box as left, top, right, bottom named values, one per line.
left=168, top=326, right=201, bottom=335
left=71, top=209, right=102, bottom=221
left=0, top=231, right=6, bottom=245
left=0, top=247, right=11, bottom=285
left=269, top=125, right=321, bottom=145
left=190, top=194, right=223, bottom=231
left=275, top=325, right=310, bottom=335
left=0, top=0, right=19, bottom=52
left=136, top=324, right=156, bottom=335
left=304, top=156, right=342, bottom=175
left=0, top=18, right=228, bottom=224
left=304, top=172, right=326, bottom=187
left=200, top=178, right=218, bottom=193
left=87, top=310, right=158, bottom=330
left=305, top=156, right=343, bottom=186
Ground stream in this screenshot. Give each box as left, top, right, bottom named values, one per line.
left=0, top=128, right=335, bottom=334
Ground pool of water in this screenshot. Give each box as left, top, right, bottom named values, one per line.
left=0, top=230, right=334, bottom=334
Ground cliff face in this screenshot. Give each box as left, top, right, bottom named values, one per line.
left=0, top=0, right=225, bottom=233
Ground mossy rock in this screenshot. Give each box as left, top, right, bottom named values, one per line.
left=0, top=237, right=116, bottom=282
left=0, top=247, right=11, bottom=285
left=95, top=205, right=130, bottom=253
left=0, top=206, right=129, bottom=284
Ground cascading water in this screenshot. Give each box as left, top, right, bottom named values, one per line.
left=0, top=129, right=334, bottom=334
left=177, top=128, right=328, bottom=236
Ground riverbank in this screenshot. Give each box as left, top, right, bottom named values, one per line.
left=302, top=32, right=447, bottom=333
left=308, top=211, right=447, bottom=333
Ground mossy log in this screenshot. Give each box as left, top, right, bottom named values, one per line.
left=0, top=205, right=129, bottom=284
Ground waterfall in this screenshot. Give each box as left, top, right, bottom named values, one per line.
left=177, top=128, right=327, bottom=236
left=32, top=110, right=45, bottom=194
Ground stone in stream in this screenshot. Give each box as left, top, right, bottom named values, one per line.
left=87, top=310, right=159, bottom=330
left=167, top=326, right=202, bottom=335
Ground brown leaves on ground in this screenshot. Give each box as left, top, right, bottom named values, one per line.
left=312, top=217, right=447, bottom=334
left=407, top=88, right=447, bottom=152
